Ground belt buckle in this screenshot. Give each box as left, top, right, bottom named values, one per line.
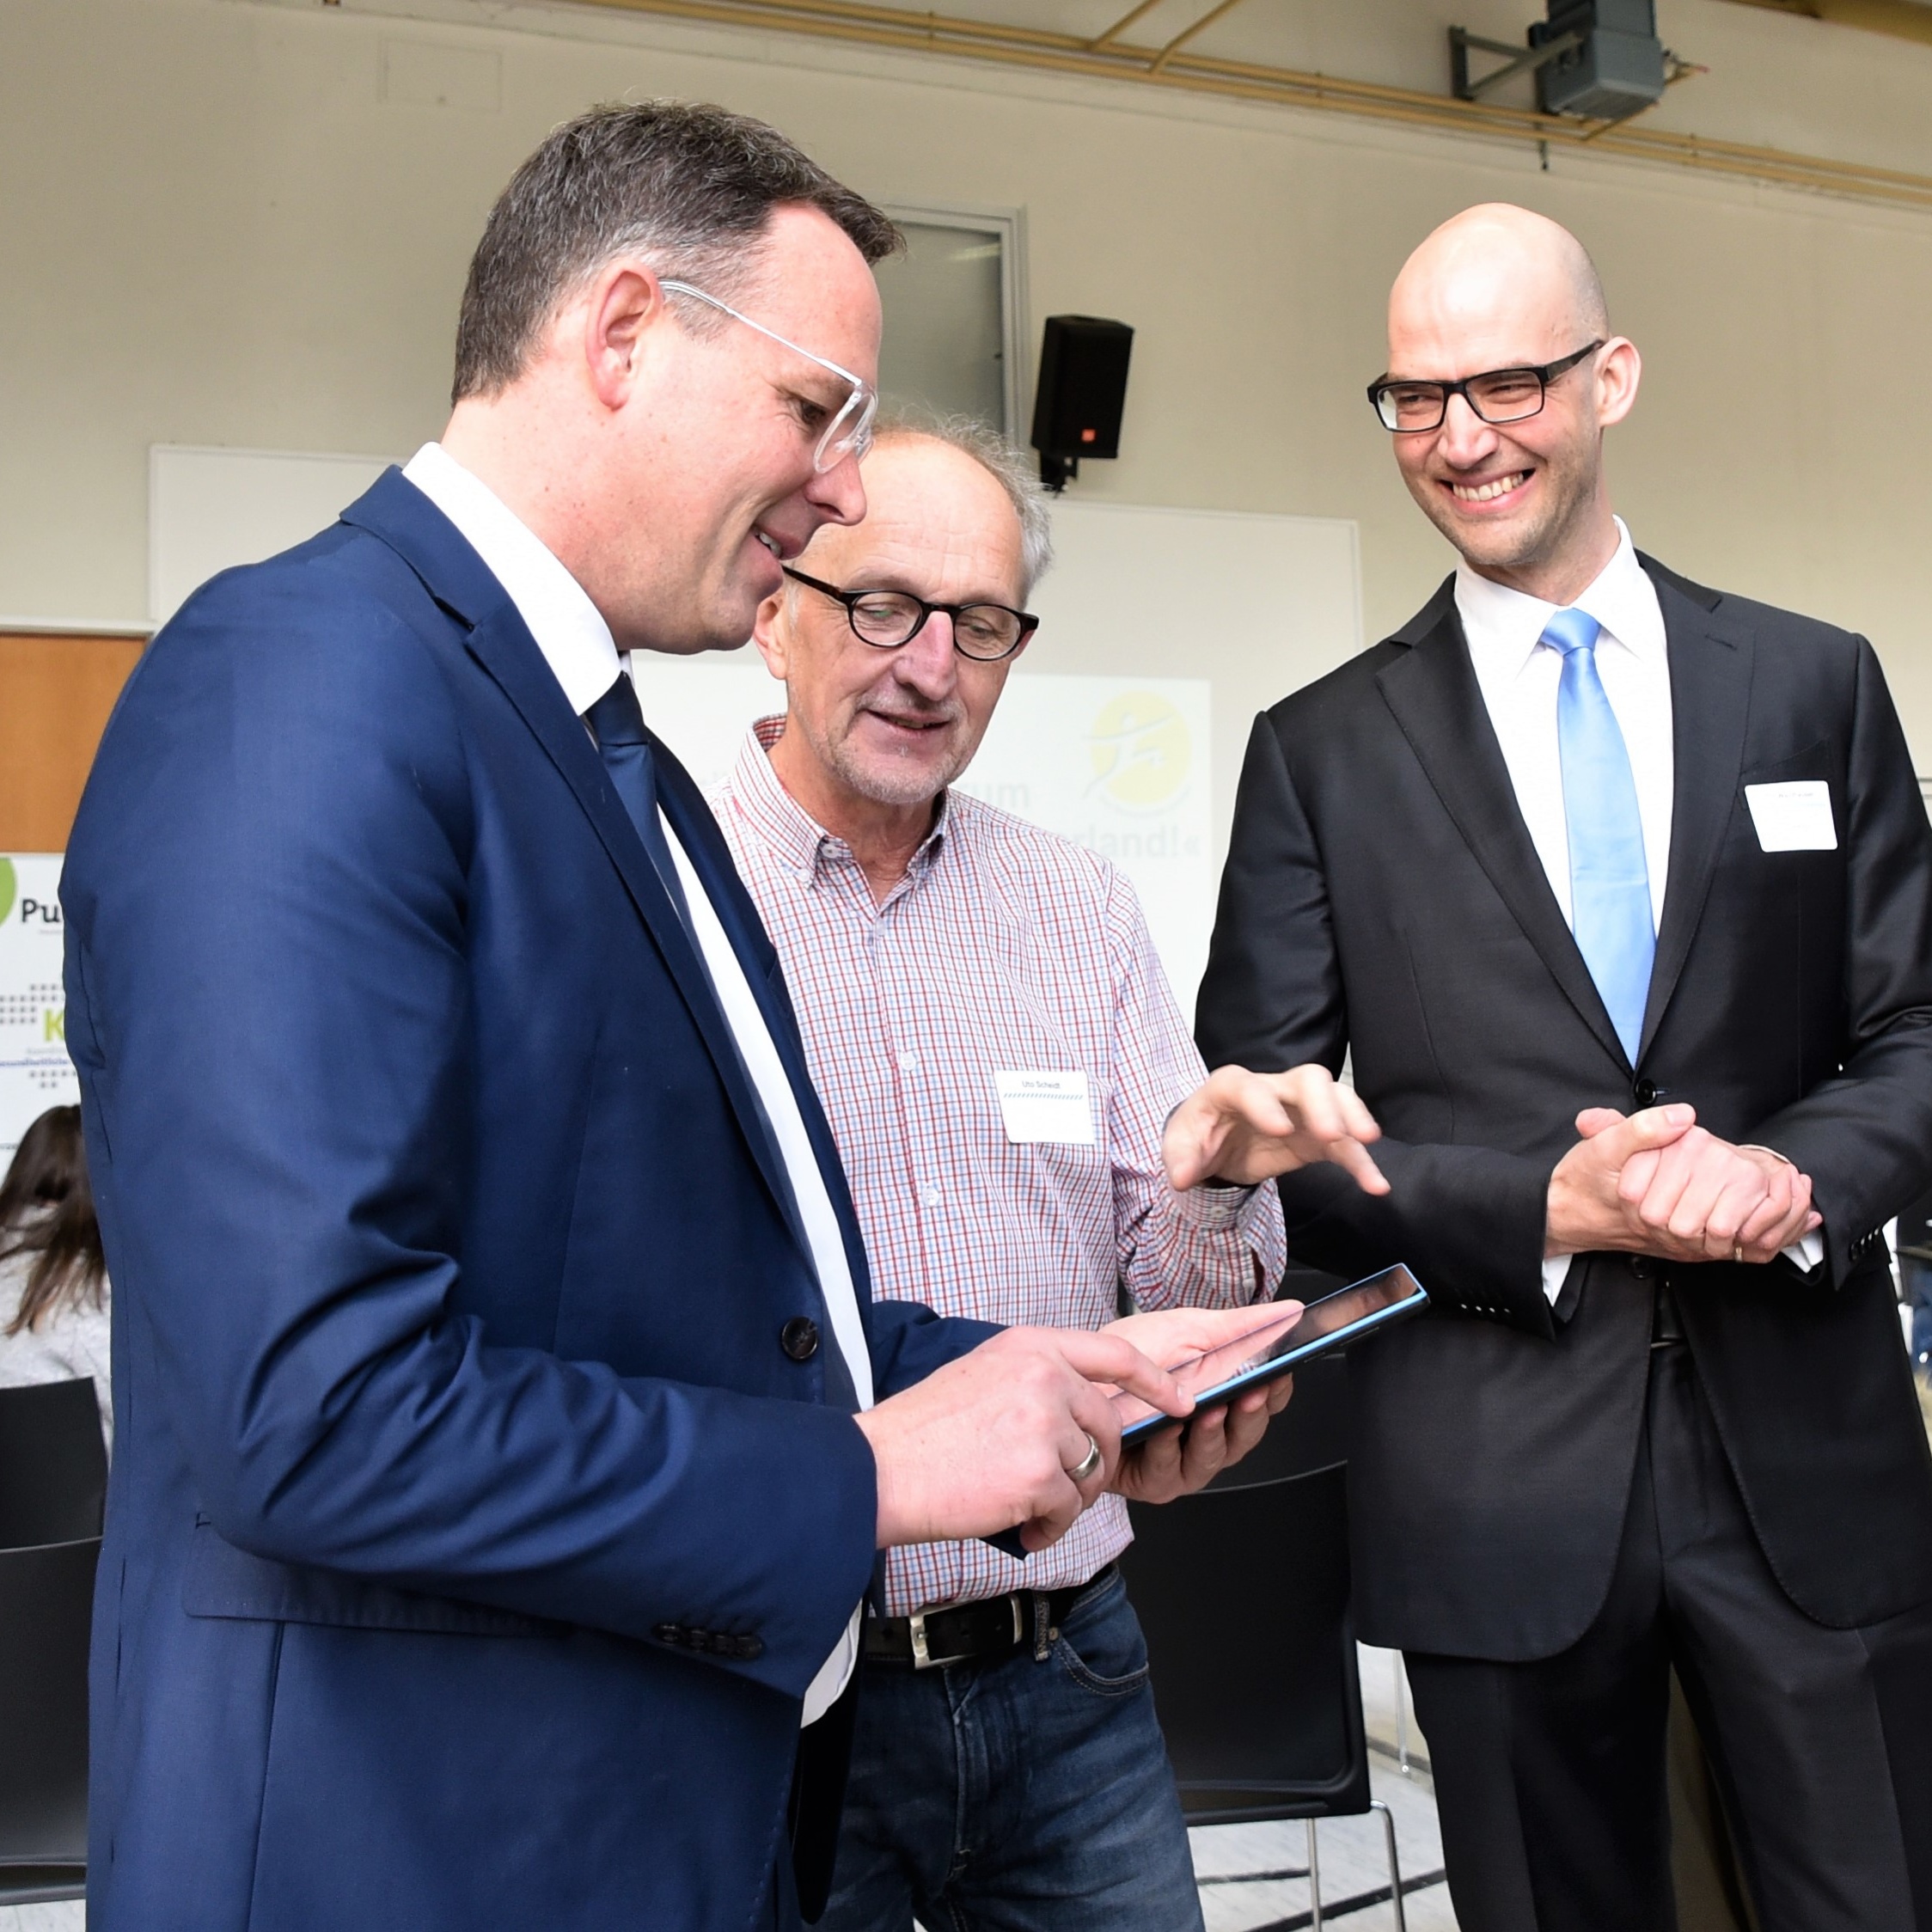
left=906, top=1598, right=1025, bottom=1670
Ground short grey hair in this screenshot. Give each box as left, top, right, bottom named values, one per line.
left=453, top=101, right=902, bottom=402
left=871, top=411, right=1055, bottom=597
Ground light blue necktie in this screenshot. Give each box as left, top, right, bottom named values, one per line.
left=1545, top=607, right=1654, bottom=1063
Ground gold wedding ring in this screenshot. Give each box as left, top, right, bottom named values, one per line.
left=1067, top=1433, right=1103, bottom=1483
left=1733, top=1242, right=1745, bottom=1264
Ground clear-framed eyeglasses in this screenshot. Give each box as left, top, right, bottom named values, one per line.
left=659, top=278, right=878, bottom=474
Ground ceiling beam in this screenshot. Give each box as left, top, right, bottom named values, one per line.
left=1148, top=0, right=1251, bottom=75
left=1714, top=0, right=1932, bottom=48
left=1091, top=1, right=1168, bottom=51
left=557, top=0, right=1932, bottom=213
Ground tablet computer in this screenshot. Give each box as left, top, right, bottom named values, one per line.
left=1115, top=1264, right=1429, bottom=1447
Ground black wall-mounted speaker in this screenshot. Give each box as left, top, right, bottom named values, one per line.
left=1030, top=315, right=1134, bottom=491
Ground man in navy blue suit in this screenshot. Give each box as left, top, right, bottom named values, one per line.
left=62, top=104, right=1380, bottom=1932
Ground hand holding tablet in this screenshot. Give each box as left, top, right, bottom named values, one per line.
left=1113, top=1265, right=1429, bottom=1447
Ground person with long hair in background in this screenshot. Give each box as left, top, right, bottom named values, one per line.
left=0, top=1103, right=111, bottom=1450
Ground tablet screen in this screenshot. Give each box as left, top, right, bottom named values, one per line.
left=1112, top=1264, right=1426, bottom=1440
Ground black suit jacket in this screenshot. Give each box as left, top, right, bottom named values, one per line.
left=1197, top=557, right=1932, bottom=1659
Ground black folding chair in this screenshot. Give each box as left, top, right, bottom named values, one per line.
left=0, top=1378, right=107, bottom=1907
left=1121, top=1342, right=1405, bottom=1930
left=0, top=1535, right=97, bottom=1904
left=0, top=1377, right=107, bottom=1550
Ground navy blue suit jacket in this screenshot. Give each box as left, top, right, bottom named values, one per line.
left=62, top=471, right=993, bottom=1931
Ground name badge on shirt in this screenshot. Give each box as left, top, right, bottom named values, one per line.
left=1744, top=780, right=1837, bottom=853
left=994, top=1070, right=1095, bottom=1146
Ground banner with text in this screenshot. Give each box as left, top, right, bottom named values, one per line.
left=0, top=855, right=78, bottom=1160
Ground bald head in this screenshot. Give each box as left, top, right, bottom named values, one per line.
left=1390, top=205, right=1608, bottom=373
left=1379, top=204, right=1637, bottom=602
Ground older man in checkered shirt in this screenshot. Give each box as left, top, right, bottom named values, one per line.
left=713, top=419, right=1382, bottom=1932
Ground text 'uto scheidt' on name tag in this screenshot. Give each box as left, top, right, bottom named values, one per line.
left=994, top=1069, right=1095, bottom=1146
left=1744, top=780, right=1837, bottom=853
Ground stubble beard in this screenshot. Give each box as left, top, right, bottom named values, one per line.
left=1415, top=441, right=1600, bottom=586
left=812, top=703, right=970, bottom=810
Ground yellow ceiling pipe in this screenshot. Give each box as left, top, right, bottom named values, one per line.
left=563, top=0, right=1932, bottom=212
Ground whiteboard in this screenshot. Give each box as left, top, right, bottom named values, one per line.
left=150, top=445, right=392, bottom=626
left=144, top=465, right=1362, bottom=1002
left=1024, top=500, right=1362, bottom=862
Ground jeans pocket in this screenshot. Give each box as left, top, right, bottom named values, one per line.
left=1054, top=1578, right=1152, bottom=1697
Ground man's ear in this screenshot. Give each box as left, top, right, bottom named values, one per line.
left=1595, top=337, right=1642, bottom=429
left=751, top=588, right=792, bottom=680
left=582, top=265, right=667, bottom=411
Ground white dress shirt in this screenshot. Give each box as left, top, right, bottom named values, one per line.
left=1455, top=519, right=1819, bottom=1295
left=401, top=442, right=868, bottom=1721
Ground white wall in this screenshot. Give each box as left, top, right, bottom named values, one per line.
left=4, top=0, right=1932, bottom=758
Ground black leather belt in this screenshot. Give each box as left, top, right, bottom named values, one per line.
left=864, top=1566, right=1115, bottom=1670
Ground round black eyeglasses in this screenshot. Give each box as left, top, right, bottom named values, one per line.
left=783, top=567, right=1038, bottom=663
left=1366, top=341, right=1605, bottom=434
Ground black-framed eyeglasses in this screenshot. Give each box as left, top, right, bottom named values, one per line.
left=783, top=567, right=1038, bottom=663
left=1366, top=341, right=1604, bottom=434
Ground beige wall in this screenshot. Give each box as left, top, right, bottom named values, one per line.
left=5, top=0, right=1931, bottom=759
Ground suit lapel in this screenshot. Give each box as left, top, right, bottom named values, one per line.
left=1637, top=560, right=1752, bottom=1060
left=1375, top=580, right=1629, bottom=1070
left=652, top=743, right=877, bottom=1307
left=341, top=469, right=816, bottom=1260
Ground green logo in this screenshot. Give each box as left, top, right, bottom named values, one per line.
left=0, top=858, right=14, bottom=926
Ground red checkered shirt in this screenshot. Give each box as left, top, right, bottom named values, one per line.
left=713, top=718, right=1287, bottom=1614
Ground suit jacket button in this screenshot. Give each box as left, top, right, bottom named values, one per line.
left=781, top=1317, right=821, bottom=1362
left=1633, top=1078, right=1660, bottom=1107
left=653, top=1623, right=684, bottom=1647
left=1630, top=1259, right=1653, bottom=1281
left=735, top=1635, right=765, bottom=1661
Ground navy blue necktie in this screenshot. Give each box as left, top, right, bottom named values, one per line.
left=584, top=672, right=694, bottom=932
left=1544, top=607, right=1655, bottom=1063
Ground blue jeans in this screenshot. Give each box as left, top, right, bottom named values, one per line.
left=819, top=1568, right=1204, bottom=1932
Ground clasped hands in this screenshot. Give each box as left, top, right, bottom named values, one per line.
left=1545, top=1104, right=1820, bottom=1265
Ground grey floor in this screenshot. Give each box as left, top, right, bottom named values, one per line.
left=0, top=1905, right=80, bottom=1932
left=0, top=1648, right=1451, bottom=1932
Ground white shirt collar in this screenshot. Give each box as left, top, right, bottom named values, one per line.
left=1454, top=517, right=1658, bottom=675
left=400, top=442, right=621, bottom=718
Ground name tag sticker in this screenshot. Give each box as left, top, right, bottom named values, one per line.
left=1745, top=780, right=1837, bottom=853
left=995, top=1070, right=1095, bottom=1146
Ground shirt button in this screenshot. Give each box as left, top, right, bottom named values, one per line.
left=920, top=1186, right=942, bottom=1208
left=780, top=1317, right=821, bottom=1362
left=898, top=1051, right=920, bottom=1073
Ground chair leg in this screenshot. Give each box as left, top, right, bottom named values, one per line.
left=1371, top=1797, right=1406, bottom=1932
left=1306, top=1817, right=1322, bottom=1930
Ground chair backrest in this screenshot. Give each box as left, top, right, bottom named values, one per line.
left=0, top=1380, right=107, bottom=1550
left=1121, top=1348, right=1367, bottom=1825
left=0, top=1533, right=98, bottom=1889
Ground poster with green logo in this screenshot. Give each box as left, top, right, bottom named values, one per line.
left=0, top=854, right=79, bottom=1159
